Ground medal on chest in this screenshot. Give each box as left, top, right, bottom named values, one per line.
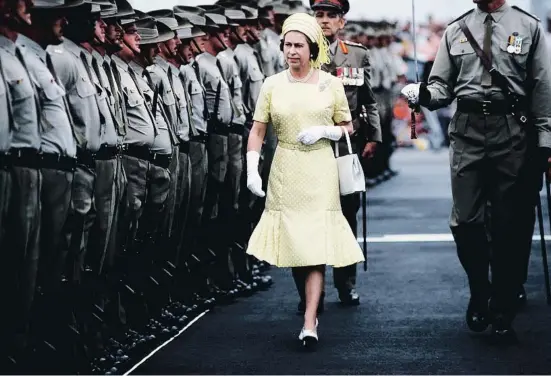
left=336, top=67, right=364, bottom=86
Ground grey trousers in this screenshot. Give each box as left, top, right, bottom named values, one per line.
left=1, top=166, right=41, bottom=352
left=449, top=111, right=527, bottom=318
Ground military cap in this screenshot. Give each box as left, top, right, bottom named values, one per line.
left=198, top=5, right=229, bottom=27
left=100, top=0, right=117, bottom=18
left=135, top=17, right=174, bottom=45
left=175, top=14, right=205, bottom=39
left=32, top=0, right=87, bottom=10
left=173, top=5, right=207, bottom=27
left=104, top=0, right=133, bottom=20
left=241, top=5, right=258, bottom=20
left=310, top=0, right=349, bottom=14
left=147, top=9, right=184, bottom=31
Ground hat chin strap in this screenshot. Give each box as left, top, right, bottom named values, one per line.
left=231, top=29, right=245, bottom=44
left=215, top=34, right=228, bottom=50
left=192, top=39, right=204, bottom=54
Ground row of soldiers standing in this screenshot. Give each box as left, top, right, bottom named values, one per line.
left=341, top=20, right=408, bottom=183
left=0, top=0, right=401, bottom=373
left=0, top=0, right=287, bottom=373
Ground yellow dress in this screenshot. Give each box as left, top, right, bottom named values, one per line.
left=246, top=70, right=365, bottom=268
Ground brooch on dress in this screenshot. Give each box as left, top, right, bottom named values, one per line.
left=319, top=79, right=331, bottom=92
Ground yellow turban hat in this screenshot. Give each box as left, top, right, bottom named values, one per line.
left=281, top=12, right=331, bottom=69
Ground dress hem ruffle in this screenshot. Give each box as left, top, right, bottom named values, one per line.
left=246, top=209, right=366, bottom=268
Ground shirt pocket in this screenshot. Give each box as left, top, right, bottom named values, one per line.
left=41, top=79, right=65, bottom=102
left=8, top=76, right=34, bottom=103
left=76, top=75, right=96, bottom=99
left=449, top=42, right=476, bottom=70
left=124, top=86, right=144, bottom=108
left=499, top=38, right=531, bottom=79
left=248, top=65, right=264, bottom=83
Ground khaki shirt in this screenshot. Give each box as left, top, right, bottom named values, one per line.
left=217, top=48, right=246, bottom=126
left=92, top=50, right=126, bottom=143
left=129, top=61, right=173, bottom=154
left=261, top=28, right=285, bottom=75
left=234, top=43, right=265, bottom=116
left=195, top=52, right=233, bottom=125
left=0, top=56, right=10, bottom=152
left=0, top=35, right=40, bottom=151
left=181, top=62, right=208, bottom=134
left=427, top=4, right=551, bottom=148
left=16, top=34, right=76, bottom=157
left=48, top=39, right=103, bottom=152
left=148, top=56, right=180, bottom=144
left=112, top=54, right=155, bottom=148
left=81, top=48, right=118, bottom=148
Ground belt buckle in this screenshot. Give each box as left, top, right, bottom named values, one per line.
left=482, top=100, right=491, bottom=116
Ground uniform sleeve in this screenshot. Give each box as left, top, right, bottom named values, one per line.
left=528, top=23, right=551, bottom=148
left=332, top=77, right=352, bottom=124
left=358, top=50, right=382, bottom=142
left=425, top=27, right=457, bottom=110
left=252, top=76, right=272, bottom=123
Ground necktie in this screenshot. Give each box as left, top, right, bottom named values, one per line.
left=215, top=59, right=233, bottom=122
left=179, top=70, right=196, bottom=136
left=192, top=61, right=210, bottom=122
left=0, top=53, right=15, bottom=132
left=481, top=14, right=493, bottom=87
left=128, top=66, right=157, bottom=136
left=80, top=51, right=106, bottom=136
left=166, top=68, right=182, bottom=125
left=15, top=46, right=42, bottom=132
left=184, top=77, right=199, bottom=137
left=103, top=60, right=126, bottom=137
left=46, top=52, right=80, bottom=144
left=91, top=56, right=118, bottom=135
left=110, top=60, right=129, bottom=136
left=144, top=69, right=177, bottom=145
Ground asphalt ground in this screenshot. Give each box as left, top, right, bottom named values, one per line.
left=132, top=148, right=551, bottom=375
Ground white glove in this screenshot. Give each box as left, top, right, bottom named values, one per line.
left=297, top=126, right=343, bottom=145
left=246, top=151, right=265, bottom=197
left=401, top=83, right=421, bottom=104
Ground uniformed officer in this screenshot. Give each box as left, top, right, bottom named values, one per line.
left=194, top=8, right=234, bottom=290
left=149, top=10, right=195, bottom=270
left=0, top=0, right=42, bottom=365
left=290, top=0, right=381, bottom=313
left=14, top=0, right=81, bottom=367
left=145, top=9, right=184, bottom=256
left=112, top=14, right=172, bottom=330
left=173, top=6, right=211, bottom=296
left=402, top=0, right=551, bottom=342
left=0, top=19, right=10, bottom=256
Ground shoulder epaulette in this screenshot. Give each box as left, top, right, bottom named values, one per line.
left=343, top=40, right=367, bottom=50
left=448, top=9, right=474, bottom=25
left=512, top=5, right=540, bottom=22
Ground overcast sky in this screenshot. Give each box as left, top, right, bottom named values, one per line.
left=129, top=0, right=535, bottom=22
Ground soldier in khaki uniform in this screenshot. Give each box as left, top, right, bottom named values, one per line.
left=402, top=0, right=551, bottom=342
left=289, top=0, right=381, bottom=313
left=0, top=0, right=42, bottom=363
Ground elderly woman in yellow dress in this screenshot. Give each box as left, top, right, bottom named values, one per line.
left=245, top=12, right=365, bottom=348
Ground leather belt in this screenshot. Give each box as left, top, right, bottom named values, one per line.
left=95, top=144, right=123, bottom=160
left=123, top=144, right=172, bottom=169
left=208, top=120, right=229, bottom=136
left=149, top=151, right=172, bottom=169
left=179, top=141, right=190, bottom=154
left=40, top=153, right=77, bottom=172
left=229, top=123, right=244, bottom=135
left=457, top=98, right=527, bottom=118
left=77, top=147, right=96, bottom=169
left=190, top=131, right=208, bottom=144
left=8, top=148, right=41, bottom=169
